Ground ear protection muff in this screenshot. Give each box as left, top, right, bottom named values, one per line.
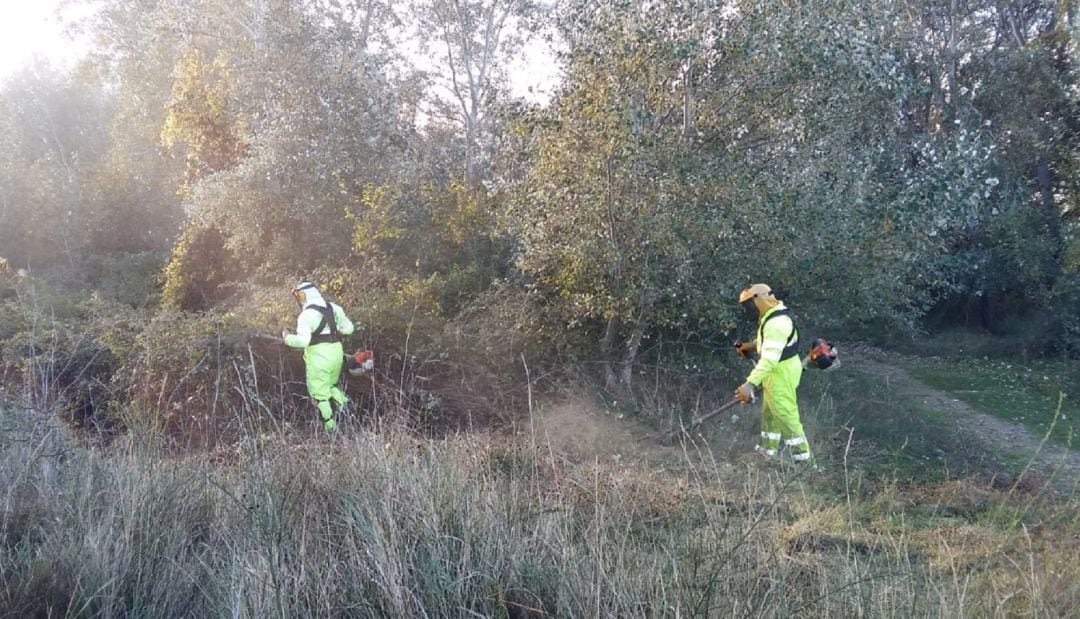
left=741, top=298, right=758, bottom=319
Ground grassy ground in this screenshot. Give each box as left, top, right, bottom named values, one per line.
left=795, top=347, right=1079, bottom=490
left=903, top=357, right=1077, bottom=449
left=796, top=362, right=981, bottom=481
left=3, top=390, right=1079, bottom=617
left=1, top=336, right=1078, bottom=617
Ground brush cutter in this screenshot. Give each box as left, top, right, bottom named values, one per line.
left=803, top=338, right=839, bottom=371
left=252, top=329, right=375, bottom=375
left=650, top=395, right=751, bottom=444
left=346, top=349, right=374, bottom=375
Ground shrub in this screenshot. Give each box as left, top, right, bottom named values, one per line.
left=117, top=307, right=308, bottom=448
left=0, top=278, right=136, bottom=438
left=80, top=251, right=168, bottom=308
left=161, top=224, right=242, bottom=311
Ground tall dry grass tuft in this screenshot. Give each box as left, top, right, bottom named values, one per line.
left=2, top=366, right=1077, bottom=617
left=0, top=406, right=1020, bottom=617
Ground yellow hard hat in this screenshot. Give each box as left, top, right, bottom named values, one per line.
left=738, top=283, right=773, bottom=304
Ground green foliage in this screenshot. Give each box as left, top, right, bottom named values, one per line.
left=0, top=277, right=143, bottom=434
left=353, top=181, right=510, bottom=315
left=161, top=224, right=242, bottom=311
left=506, top=0, right=1008, bottom=390
left=81, top=252, right=168, bottom=308
left=494, top=0, right=1079, bottom=384
left=0, top=59, right=181, bottom=271
left=0, top=0, right=1078, bottom=458
left=0, top=66, right=115, bottom=268
left=286, top=267, right=533, bottom=428
left=125, top=0, right=418, bottom=288
left=160, top=46, right=248, bottom=186
left=113, top=303, right=314, bottom=446
left=1051, top=273, right=1080, bottom=356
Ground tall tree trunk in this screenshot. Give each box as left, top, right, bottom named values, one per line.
left=602, top=314, right=622, bottom=392
left=359, top=0, right=374, bottom=53
left=681, top=61, right=693, bottom=137
left=945, top=0, right=960, bottom=131
left=618, top=300, right=649, bottom=392
left=1037, top=158, right=1055, bottom=216
left=1036, top=158, right=1064, bottom=268
left=601, top=153, right=628, bottom=395
left=465, top=110, right=478, bottom=184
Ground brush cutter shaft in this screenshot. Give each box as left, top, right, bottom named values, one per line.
left=655, top=397, right=745, bottom=442
left=685, top=397, right=744, bottom=430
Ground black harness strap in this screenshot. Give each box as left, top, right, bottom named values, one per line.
left=306, top=303, right=340, bottom=345
left=758, top=308, right=800, bottom=361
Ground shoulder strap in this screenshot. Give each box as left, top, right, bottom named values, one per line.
left=758, top=308, right=800, bottom=361
left=305, top=303, right=339, bottom=344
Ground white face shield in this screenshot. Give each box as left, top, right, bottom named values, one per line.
left=292, top=282, right=318, bottom=307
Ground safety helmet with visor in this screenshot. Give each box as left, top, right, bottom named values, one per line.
left=738, top=283, right=774, bottom=320
left=292, top=281, right=319, bottom=307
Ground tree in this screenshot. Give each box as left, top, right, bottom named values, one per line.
left=505, top=0, right=1047, bottom=393
left=161, top=46, right=248, bottom=187
left=121, top=0, right=415, bottom=304
left=0, top=65, right=113, bottom=269
left=507, top=0, right=740, bottom=393
left=415, top=0, right=539, bottom=184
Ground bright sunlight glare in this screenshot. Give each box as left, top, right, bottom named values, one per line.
left=0, top=0, right=90, bottom=79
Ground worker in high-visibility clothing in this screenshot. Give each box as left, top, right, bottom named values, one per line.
left=733, top=283, right=813, bottom=464
left=283, top=282, right=355, bottom=431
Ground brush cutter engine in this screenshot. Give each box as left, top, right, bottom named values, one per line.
left=805, top=338, right=839, bottom=371
left=347, top=349, right=375, bottom=375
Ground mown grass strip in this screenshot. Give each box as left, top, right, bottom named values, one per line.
left=904, top=357, right=1077, bottom=450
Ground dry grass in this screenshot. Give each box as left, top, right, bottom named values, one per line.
left=3, top=395, right=1078, bottom=618
left=1, top=328, right=1078, bottom=618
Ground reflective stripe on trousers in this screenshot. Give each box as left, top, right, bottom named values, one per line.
left=758, top=355, right=812, bottom=460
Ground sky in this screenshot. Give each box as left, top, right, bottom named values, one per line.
left=0, top=0, right=92, bottom=79
left=506, top=37, right=562, bottom=105
left=0, top=0, right=558, bottom=104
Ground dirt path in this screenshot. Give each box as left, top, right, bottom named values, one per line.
left=848, top=347, right=1080, bottom=483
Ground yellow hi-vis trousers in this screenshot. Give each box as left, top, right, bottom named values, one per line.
left=756, top=355, right=812, bottom=461
left=305, top=341, right=347, bottom=431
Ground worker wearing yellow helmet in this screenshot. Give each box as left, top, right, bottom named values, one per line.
left=733, top=284, right=813, bottom=464
left=283, top=281, right=356, bottom=431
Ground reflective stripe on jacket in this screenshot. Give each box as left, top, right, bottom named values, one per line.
left=747, top=303, right=797, bottom=386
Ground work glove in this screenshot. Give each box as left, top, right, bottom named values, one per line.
left=734, top=382, right=756, bottom=404
left=734, top=339, right=755, bottom=359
